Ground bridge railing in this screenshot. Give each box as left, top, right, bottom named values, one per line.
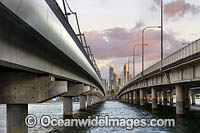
left=49, top=0, right=103, bottom=81
left=144, top=39, right=200, bottom=75
left=120, top=39, right=200, bottom=94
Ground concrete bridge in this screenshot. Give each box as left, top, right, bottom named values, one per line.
left=118, top=38, right=200, bottom=116
left=0, top=0, right=105, bottom=132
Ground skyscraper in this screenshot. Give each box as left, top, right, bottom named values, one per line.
left=109, top=66, right=114, bottom=90
left=124, top=64, right=128, bottom=84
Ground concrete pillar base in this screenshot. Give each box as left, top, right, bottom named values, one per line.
left=140, top=89, right=144, bottom=106
left=176, top=101, right=185, bottom=117
left=170, top=90, right=173, bottom=106
left=191, top=91, right=196, bottom=105
left=185, top=88, right=190, bottom=110
left=176, top=85, right=185, bottom=117
left=87, top=95, right=92, bottom=107
left=63, top=96, right=73, bottom=119
left=152, top=88, right=157, bottom=110
left=80, top=95, right=87, bottom=110
left=162, top=90, right=167, bottom=106
left=7, top=104, right=28, bottom=133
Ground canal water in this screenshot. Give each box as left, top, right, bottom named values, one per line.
left=1, top=100, right=200, bottom=133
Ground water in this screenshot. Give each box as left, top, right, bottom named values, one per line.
left=1, top=100, right=200, bottom=133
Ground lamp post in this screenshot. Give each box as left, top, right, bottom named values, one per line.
left=161, top=0, right=164, bottom=68
left=133, top=43, right=148, bottom=77
left=142, top=26, right=161, bottom=76
left=128, top=55, right=133, bottom=81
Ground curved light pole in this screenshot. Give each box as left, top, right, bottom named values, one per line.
left=142, top=26, right=161, bottom=76
left=128, top=55, right=133, bottom=81
left=133, top=43, right=148, bottom=77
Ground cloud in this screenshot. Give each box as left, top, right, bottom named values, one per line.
left=85, top=24, right=183, bottom=60
left=152, top=0, right=200, bottom=18
left=84, top=23, right=186, bottom=80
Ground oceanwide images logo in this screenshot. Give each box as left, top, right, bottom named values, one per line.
left=25, top=114, right=175, bottom=129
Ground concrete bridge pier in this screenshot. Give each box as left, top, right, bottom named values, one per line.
left=176, top=84, right=185, bottom=117
left=126, top=93, right=129, bottom=103
left=130, top=91, right=133, bottom=104
left=80, top=95, right=87, bottom=110
left=133, top=90, right=140, bottom=105
left=157, top=92, right=161, bottom=104
left=191, top=91, right=196, bottom=105
left=185, top=88, right=191, bottom=110
left=144, top=91, right=148, bottom=104
left=162, top=90, right=167, bottom=106
left=128, top=92, right=131, bottom=103
left=87, top=95, right=92, bottom=107
left=63, top=96, right=73, bottom=119
left=133, top=91, right=136, bottom=104
left=140, top=89, right=144, bottom=106
left=136, top=90, right=140, bottom=105
left=151, top=87, right=157, bottom=110
left=170, top=90, right=174, bottom=106
left=7, top=104, right=28, bottom=133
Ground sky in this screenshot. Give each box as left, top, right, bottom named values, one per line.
left=56, top=0, right=200, bottom=82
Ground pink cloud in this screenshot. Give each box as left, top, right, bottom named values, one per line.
left=153, top=0, right=200, bottom=18
left=164, top=0, right=185, bottom=17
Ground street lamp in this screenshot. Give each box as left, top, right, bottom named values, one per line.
left=128, top=55, right=133, bottom=81
left=133, top=43, right=148, bottom=77
left=142, top=26, right=161, bottom=76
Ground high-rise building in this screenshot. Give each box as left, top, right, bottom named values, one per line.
left=118, top=77, right=123, bottom=90
left=115, top=72, right=118, bottom=86
left=109, top=66, right=114, bottom=90
left=124, top=64, right=128, bottom=84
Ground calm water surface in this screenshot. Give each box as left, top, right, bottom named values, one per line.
left=1, top=100, right=200, bottom=133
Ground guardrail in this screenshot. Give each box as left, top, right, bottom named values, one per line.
left=51, top=0, right=102, bottom=81
left=120, top=39, right=200, bottom=93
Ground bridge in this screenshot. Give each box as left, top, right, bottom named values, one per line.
left=118, top=38, right=200, bottom=116
left=0, top=0, right=105, bottom=132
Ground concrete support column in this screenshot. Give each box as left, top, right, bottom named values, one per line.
left=80, top=95, right=87, bottom=110
left=135, top=90, right=140, bottom=105
left=129, top=92, right=132, bottom=103
left=167, top=92, right=170, bottom=104
left=63, top=96, right=73, bottom=118
left=176, top=84, right=185, bottom=117
left=131, top=91, right=133, bottom=104
left=157, top=92, right=161, bottom=104
left=185, top=88, right=190, bottom=110
left=126, top=93, right=129, bottom=102
left=7, top=104, right=28, bottom=133
left=144, top=91, right=147, bottom=104
left=170, top=90, right=173, bottom=106
left=192, top=91, right=196, bottom=105
left=151, top=87, right=157, bottom=110
left=162, top=90, right=167, bottom=106
left=133, top=91, right=136, bottom=104
left=87, top=95, right=92, bottom=107
left=140, top=89, right=144, bottom=106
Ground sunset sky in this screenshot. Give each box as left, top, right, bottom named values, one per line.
left=57, top=0, right=200, bottom=82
